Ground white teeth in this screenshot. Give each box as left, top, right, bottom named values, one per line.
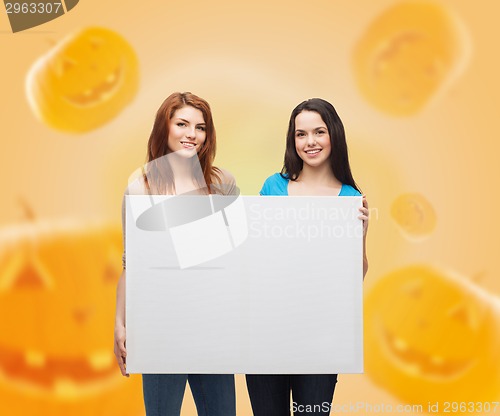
left=106, top=72, right=116, bottom=84
left=430, top=355, right=444, bottom=365
left=181, top=142, right=195, bottom=148
left=306, top=149, right=320, bottom=154
left=88, top=351, right=114, bottom=371
left=54, top=378, right=79, bottom=398
left=392, top=337, right=408, bottom=352
left=406, top=363, right=421, bottom=375
left=25, top=350, right=46, bottom=368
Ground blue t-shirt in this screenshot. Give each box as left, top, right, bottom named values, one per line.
left=260, top=173, right=361, bottom=196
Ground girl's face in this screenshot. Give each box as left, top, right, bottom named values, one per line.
left=294, top=110, right=331, bottom=168
left=167, top=105, right=207, bottom=156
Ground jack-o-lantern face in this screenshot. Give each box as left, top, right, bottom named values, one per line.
left=390, top=193, right=436, bottom=240
left=352, top=2, right=470, bottom=116
left=26, top=26, right=139, bottom=133
left=0, top=220, right=143, bottom=415
left=364, top=265, right=500, bottom=405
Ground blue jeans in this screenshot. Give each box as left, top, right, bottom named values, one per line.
left=246, top=374, right=338, bottom=416
left=142, top=374, right=235, bottom=416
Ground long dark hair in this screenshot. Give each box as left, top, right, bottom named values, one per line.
left=144, top=92, right=220, bottom=194
left=281, top=98, right=360, bottom=192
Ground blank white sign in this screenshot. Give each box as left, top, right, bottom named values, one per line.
left=126, top=195, right=363, bottom=374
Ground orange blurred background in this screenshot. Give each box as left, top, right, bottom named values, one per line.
left=1, top=0, right=499, bottom=414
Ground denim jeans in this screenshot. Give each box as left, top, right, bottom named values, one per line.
left=142, top=374, right=236, bottom=416
left=246, top=374, right=338, bottom=416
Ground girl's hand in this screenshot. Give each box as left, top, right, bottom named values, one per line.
left=114, top=324, right=129, bottom=377
left=358, top=195, right=369, bottom=237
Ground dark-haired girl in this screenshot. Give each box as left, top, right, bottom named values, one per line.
left=246, top=98, right=369, bottom=416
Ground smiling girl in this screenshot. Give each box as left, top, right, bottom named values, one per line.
left=114, top=92, right=236, bottom=416
left=246, top=98, right=369, bottom=415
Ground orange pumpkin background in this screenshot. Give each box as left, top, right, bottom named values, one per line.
left=0, top=219, right=144, bottom=415
left=364, top=265, right=500, bottom=407
left=1, top=0, right=500, bottom=415
left=26, top=26, right=139, bottom=133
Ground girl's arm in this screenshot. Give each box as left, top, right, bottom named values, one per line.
left=363, top=237, right=368, bottom=279
left=114, top=195, right=128, bottom=377
left=359, top=195, right=369, bottom=279
left=114, top=270, right=128, bottom=376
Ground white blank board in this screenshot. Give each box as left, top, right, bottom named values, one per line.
left=126, top=195, right=363, bottom=374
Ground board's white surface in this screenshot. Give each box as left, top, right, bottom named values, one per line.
left=126, top=196, right=363, bottom=374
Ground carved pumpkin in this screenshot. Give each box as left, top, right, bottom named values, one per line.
left=26, top=26, right=139, bottom=133
left=0, top=220, right=143, bottom=415
left=352, top=1, right=470, bottom=116
left=390, top=193, right=436, bottom=241
left=364, top=265, right=500, bottom=405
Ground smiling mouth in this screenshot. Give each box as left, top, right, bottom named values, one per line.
left=63, top=65, right=123, bottom=107
left=382, top=329, right=474, bottom=379
left=305, top=149, right=322, bottom=155
left=180, top=141, right=196, bottom=148
left=0, top=343, right=120, bottom=396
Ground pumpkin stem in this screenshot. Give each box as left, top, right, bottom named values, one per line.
left=46, top=37, right=57, bottom=47
left=19, top=198, right=35, bottom=221
left=470, top=271, right=485, bottom=283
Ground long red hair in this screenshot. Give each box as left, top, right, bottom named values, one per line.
left=144, top=92, right=220, bottom=194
